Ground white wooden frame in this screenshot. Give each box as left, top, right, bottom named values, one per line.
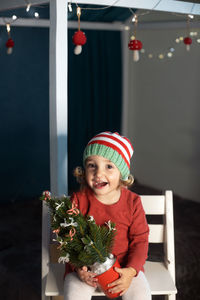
left=42, top=190, right=177, bottom=299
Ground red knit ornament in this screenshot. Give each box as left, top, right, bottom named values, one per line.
left=184, top=37, right=192, bottom=51
left=72, top=30, right=87, bottom=46
left=6, top=38, right=14, bottom=54
left=128, top=39, right=143, bottom=62
left=128, top=39, right=143, bottom=51
left=72, top=30, right=87, bottom=55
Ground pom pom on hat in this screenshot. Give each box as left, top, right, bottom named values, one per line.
left=83, top=132, right=134, bottom=180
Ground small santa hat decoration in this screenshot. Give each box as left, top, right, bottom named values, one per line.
left=72, top=7, right=87, bottom=55
left=128, top=38, right=143, bottom=62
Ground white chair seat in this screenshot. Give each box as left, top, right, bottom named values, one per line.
left=46, top=261, right=177, bottom=297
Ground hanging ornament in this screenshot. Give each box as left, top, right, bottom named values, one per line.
left=183, top=16, right=192, bottom=51
left=72, top=7, right=87, bottom=55
left=128, top=39, right=143, bottom=62
left=184, top=37, right=192, bottom=51
left=6, top=38, right=14, bottom=54
left=128, top=15, right=143, bottom=62
left=5, top=23, right=14, bottom=54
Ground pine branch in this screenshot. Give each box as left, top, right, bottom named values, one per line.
left=41, top=191, right=116, bottom=268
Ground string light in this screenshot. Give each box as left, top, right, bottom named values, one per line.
left=34, top=12, right=39, bottom=18
left=68, top=1, right=72, bottom=12
left=132, top=15, right=136, bottom=22
left=12, top=15, right=17, bottom=20
left=158, top=54, right=164, bottom=59
left=167, top=52, right=173, bottom=58
left=26, top=3, right=31, bottom=12
left=6, top=23, right=11, bottom=34
left=188, top=14, right=194, bottom=19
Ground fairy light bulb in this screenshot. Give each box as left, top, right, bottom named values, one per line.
left=34, top=12, right=39, bottom=18
left=26, top=3, right=31, bottom=12
left=188, top=14, right=194, bottom=19
left=12, top=15, right=17, bottom=20
left=77, top=6, right=81, bottom=16
left=6, top=23, right=11, bottom=34
left=132, top=15, right=136, bottom=22
left=68, top=3, right=72, bottom=12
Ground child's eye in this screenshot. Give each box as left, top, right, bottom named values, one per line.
left=87, top=163, right=95, bottom=169
left=107, top=164, right=113, bottom=169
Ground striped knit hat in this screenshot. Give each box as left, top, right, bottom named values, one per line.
left=83, top=131, right=134, bottom=180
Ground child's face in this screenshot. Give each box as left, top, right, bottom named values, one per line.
left=85, top=155, right=121, bottom=200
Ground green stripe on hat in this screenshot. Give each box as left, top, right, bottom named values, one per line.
left=83, top=144, right=130, bottom=180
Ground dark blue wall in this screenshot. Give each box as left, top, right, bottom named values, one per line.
left=0, top=24, right=122, bottom=202
left=0, top=26, right=50, bottom=202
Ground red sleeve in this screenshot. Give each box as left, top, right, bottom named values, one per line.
left=126, top=195, right=149, bottom=274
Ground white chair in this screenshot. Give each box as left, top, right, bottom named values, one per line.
left=42, top=190, right=177, bottom=300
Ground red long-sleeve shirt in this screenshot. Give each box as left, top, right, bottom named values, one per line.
left=65, top=187, right=149, bottom=276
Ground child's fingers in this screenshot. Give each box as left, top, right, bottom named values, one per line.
left=119, top=288, right=128, bottom=296
left=107, top=278, right=121, bottom=287
left=81, top=266, right=88, bottom=272
left=108, top=284, right=123, bottom=295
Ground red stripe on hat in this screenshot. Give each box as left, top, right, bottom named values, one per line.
left=88, top=140, right=130, bottom=169
left=123, top=136, right=134, bottom=152
left=91, top=133, right=133, bottom=159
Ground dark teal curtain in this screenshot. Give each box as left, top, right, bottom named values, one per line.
left=68, top=29, right=122, bottom=192
left=0, top=26, right=122, bottom=201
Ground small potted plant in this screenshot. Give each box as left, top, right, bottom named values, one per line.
left=41, top=191, right=121, bottom=298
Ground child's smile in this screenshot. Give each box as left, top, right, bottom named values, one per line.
left=85, top=155, right=121, bottom=204
left=93, top=180, right=108, bottom=189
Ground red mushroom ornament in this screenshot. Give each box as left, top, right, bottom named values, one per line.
left=6, top=38, right=14, bottom=54
left=72, top=30, right=87, bottom=55
left=184, top=37, right=192, bottom=51
left=128, top=39, right=143, bottom=62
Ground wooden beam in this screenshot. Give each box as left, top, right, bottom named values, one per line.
left=42, top=1, right=68, bottom=299
left=49, top=0, right=68, bottom=197
left=1, top=17, right=200, bottom=30
left=0, top=0, right=200, bottom=15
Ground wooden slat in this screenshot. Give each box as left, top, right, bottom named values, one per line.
left=149, top=224, right=164, bottom=243
left=46, top=263, right=65, bottom=296
left=141, top=195, right=165, bottom=215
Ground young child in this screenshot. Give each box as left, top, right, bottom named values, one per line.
left=64, top=131, right=151, bottom=300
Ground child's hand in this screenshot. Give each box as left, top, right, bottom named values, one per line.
left=76, top=266, right=98, bottom=287
left=107, top=267, right=137, bottom=296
